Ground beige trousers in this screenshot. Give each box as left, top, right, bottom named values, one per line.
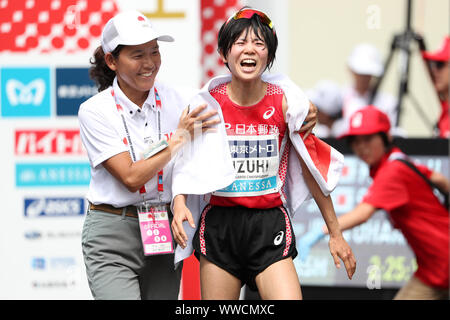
left=394, top=276, right=449, bottom=300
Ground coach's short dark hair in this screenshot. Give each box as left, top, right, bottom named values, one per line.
left=217, top=10, right=278, bottom=71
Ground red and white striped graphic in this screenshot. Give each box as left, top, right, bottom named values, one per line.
left=279, top=206, right=292, bottom=257
left=199, top=204, right=212, bottom=255
left=200, top=0, right=241, bottom=85
left=0, top=0, right=119, bottom=53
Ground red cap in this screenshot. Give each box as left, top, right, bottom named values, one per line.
left=422, top=36, right=450, bottom=62
left=339, top=105, right=391, bottom=139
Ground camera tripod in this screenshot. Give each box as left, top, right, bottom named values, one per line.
left=368, top=0, right=436, bottom=132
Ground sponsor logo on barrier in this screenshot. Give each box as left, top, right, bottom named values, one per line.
left=24, top=230, right=43, bottom=240
left=24, top=197, right=85, bottom=217
left=15, top=129, right=85, bottom=155
left=1, top=67, right=51, bottom=117
left=31, top=257, right=46, bottom=270
left=16, top=162, right=91, bottom=187
left=24, top=230, right=82, bottom=241
left=30, top=257, right=77, bottom=271
left=56, top=68, right=97, bottom=116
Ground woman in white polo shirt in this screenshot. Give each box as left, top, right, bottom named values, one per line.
left=78, top=11, right=220, bottom=300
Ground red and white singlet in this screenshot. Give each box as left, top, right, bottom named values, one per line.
left=209, top=82, right=290, bottom=209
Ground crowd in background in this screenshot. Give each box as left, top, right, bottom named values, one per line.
left=306, top=36, right=450, bottom=139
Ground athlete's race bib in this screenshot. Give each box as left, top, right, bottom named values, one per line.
left=213, top=134, right=280, bottom=197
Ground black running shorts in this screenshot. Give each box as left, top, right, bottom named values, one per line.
left=193, top=205, right=297, bottom=291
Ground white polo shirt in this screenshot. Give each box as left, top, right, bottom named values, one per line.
left=78, top=77, right=190, bottom=207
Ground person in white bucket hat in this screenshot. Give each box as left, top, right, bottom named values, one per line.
left=342, top=43, right=404, bottom=137
left=78, top=10, right=221, bottom=300
left=306, top=80, right=346, bottom=138
left=347, top=43, right=384, bottom=77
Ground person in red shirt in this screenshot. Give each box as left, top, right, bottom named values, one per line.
left=422, top=35, right=449, bottom=138
left=298, top=105, right=449, bottom=299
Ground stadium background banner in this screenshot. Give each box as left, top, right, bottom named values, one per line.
left=0, top=0, right=448, bottom=300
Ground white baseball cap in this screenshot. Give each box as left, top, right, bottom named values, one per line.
left=101, top=10, right=174, bottom=53
left=347, top=43, right=383, bottom=77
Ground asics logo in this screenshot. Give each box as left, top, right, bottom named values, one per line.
left=6, top=79, right=46, bottom=106
left=263, top=106, right=275, bottom=119
left=274, top=231, right=284, bottom=246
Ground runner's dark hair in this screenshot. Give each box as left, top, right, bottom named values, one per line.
left=217, top=7, right=278, bottom=71
left=89, top=45, right=124, bottom=92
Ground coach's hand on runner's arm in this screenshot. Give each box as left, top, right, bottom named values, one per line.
left=171, top=194, right=196, bottom=249
left=298, top=102, right=318, bottom=140
left=171, top=104, right=221, bottom=149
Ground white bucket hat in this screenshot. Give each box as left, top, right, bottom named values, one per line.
left=307, top=80, right=342, bottom=117
left=347, top=43, right=384, bottom=77
left=101, top=10, right=174, bottom=53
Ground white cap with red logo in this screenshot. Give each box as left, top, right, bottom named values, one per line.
left=101, top=10, right=174, bottom=53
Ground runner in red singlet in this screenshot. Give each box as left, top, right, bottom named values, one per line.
left=171, top=7, right=356, bottom=300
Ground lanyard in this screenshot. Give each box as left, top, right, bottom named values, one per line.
left=111, top=87, right=164, bottom=196
left=154, top=89, right=164, bottom=193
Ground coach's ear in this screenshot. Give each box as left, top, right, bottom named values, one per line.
left=105, top=52, right=118, bottom=72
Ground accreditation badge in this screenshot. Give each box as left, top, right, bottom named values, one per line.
left=141, top=139, right=169, bottom=160
left=137, top=201, right=174, bottom=255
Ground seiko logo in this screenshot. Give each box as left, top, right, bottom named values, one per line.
left=6, top=79, right=46, bottom=106
left=263, top=106, right=275, bottom=119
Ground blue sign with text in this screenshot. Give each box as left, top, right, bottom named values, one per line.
left=16, top=162, right=91, bottom=187
left=56, top=67, right=97, bottom=116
